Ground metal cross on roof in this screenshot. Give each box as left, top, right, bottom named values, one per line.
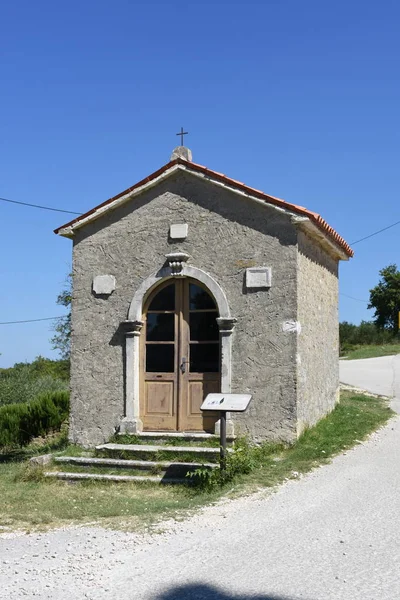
left=176, top=127, right=188, bottom=146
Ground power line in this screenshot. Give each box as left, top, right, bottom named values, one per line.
left=3, top=297, right=370, bottom=324
left=350, top=218, right=400, bottom=245
left=0, top=196, right=82, bottom=216
left=1, top=192, right=399, bottom=246
left=1, top=192, right=396, bottom=326
left=0, top=315, right=68, bottom=325
left=0, top=197, right=76, bottom=325
left=339, top=293, right=369, bottom=304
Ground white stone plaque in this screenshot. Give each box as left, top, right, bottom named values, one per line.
left=169, top=223, right=188, bottom=239
left=245, top=267, right=271, bottom=289
left=201, top=393, right=252, bottom=412
left=282, top=320, right=301, bottom=334
left=92, top=275, right=116, bottom=295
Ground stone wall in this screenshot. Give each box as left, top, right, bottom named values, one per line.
left=69, top=171, right=299, bottom=446
left=296, top=229, right=340, bottom=435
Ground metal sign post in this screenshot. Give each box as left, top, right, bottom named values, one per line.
left=200, top=393, right=252, bottom=473
left=219, top=410, right=227, bottom=471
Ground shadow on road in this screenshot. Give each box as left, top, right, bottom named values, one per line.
left=155, top=583, right=308, bottom=600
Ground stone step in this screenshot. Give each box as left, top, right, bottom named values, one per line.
left=128, top=431, right=235, bottom=441
left=44, top=471, right=185, bottom=484
left=96, top=443, right=228, bottom=455
left=54, top=456, right=218, bottom=470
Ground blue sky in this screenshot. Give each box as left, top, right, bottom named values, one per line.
left=1, top=1, right=399, bottom=367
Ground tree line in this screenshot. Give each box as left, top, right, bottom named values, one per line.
left=339, top=320, right=397, bottom=353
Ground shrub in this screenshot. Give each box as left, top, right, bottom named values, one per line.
left=0, top=357, right=69, bottom=407
left=0, top=403, right=28, bottom=448
left=187, top=438, right=283, bottom=490
left=339, top=321, right=396, bottom=351
left=0, top=390, right=69, bottom=449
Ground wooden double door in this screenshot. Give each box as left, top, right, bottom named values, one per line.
left=140, top=279, right=220, bottom=432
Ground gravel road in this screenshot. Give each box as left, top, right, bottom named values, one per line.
left=1, top=356, right=399, bottom=600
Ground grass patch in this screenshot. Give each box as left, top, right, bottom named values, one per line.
left=0, top=427, right=69, bottom=463
left=111, top=434, right=222, bottom=448
left=96, top=447, right=220, bottom=463
left=0, top=391, right=393, bottom=532
left=53, top=444, right=95, bottom=458
left=241, top=391, right=393, bottom=489
left=343, top=343, right=400, bottom=360
left=0, top=461, right=219, bottom=532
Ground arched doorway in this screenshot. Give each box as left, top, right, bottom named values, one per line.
left=140, top=278, right=220, bottom=432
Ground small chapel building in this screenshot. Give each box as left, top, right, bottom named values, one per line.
left=55, top=146, right=353, bottom=447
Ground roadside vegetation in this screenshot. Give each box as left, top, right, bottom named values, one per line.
left=0, top=390, right=393, bottom=532
left=340, top=263, right=400, bottom=360
left=0, top=356, right=69, bottom=450
left=0, top=390, right=69, bottom=448
left=0, top=356, right=69, bottom=407
left=342, top=343, right=400, bottom=360
left=339, top=321, right=399, bottom=359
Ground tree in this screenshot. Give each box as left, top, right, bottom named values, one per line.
left=339, top=320, right=394, bottom=351
left=368, top=264, right=400, bottom=334
left=51, top=273, right=72, bottom=359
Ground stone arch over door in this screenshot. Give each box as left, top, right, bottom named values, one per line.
left=120, top=265, right=236, bottom=434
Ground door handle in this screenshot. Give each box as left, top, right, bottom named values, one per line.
left=180, top=358, right=188, bottom=374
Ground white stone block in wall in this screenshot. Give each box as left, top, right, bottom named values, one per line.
left=245, top=267, right=272, bottom=289
left=92, top=275, right=116, bottom=295
left=282, top=320, right=301, bottom=334
left=169, top=223, right=188, bottom=239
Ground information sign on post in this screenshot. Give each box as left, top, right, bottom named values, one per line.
left=201, top=394, right=252, bottom=471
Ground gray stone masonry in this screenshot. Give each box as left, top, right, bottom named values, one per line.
left=68, top=170, right=338, bottom=447
left=296, top=230, right=340, bottom=433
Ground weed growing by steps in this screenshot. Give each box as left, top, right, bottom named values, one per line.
left=111, top=434, right=222, bottom=448
left=19, top=463, right=45, bottom=483
left=187, top=438, right=284, bottom=490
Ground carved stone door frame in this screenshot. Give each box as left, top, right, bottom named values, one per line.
left=119, top=263, right=236, bottom=435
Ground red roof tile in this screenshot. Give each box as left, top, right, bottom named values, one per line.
left=54, top=158, right=353, bottom=258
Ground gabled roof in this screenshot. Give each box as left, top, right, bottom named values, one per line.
left=54, top=157, right=353, bottom=258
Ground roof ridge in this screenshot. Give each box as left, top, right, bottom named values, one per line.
left=54, top=158, right=353, bottom=258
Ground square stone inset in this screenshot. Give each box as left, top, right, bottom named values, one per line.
left=92, top=275, right=116, bottom=296
left=245, top=267, right=272, bottom=290
left=169, top=223, right=188, bottom=240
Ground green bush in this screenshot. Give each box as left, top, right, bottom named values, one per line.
left=339, top=321, right=397, bottom=352
left=0, top=357, right=69, bottom=407
left=187, top=438, right=283, bottom=490
left=0, top=390, right=69, bottom=449
left=0, top=403, right=27, bottom=448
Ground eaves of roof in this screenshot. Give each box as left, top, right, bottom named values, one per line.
left=54, top=157, right=353, bottom=258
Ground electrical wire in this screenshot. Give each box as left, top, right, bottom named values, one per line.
left=350, top=219, right=400, bottom=245
left=0, top=196, right=82, bottom=216
left=2, top=193, right=399, bottom=245
left=339, top=293, right=369, bottom=304
left=3, top=192, right=399, bottom=325
left=0, top=316, right=68, bottom=325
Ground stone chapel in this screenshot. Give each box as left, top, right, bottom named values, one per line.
left=55, top=146, right=353, bottom=447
